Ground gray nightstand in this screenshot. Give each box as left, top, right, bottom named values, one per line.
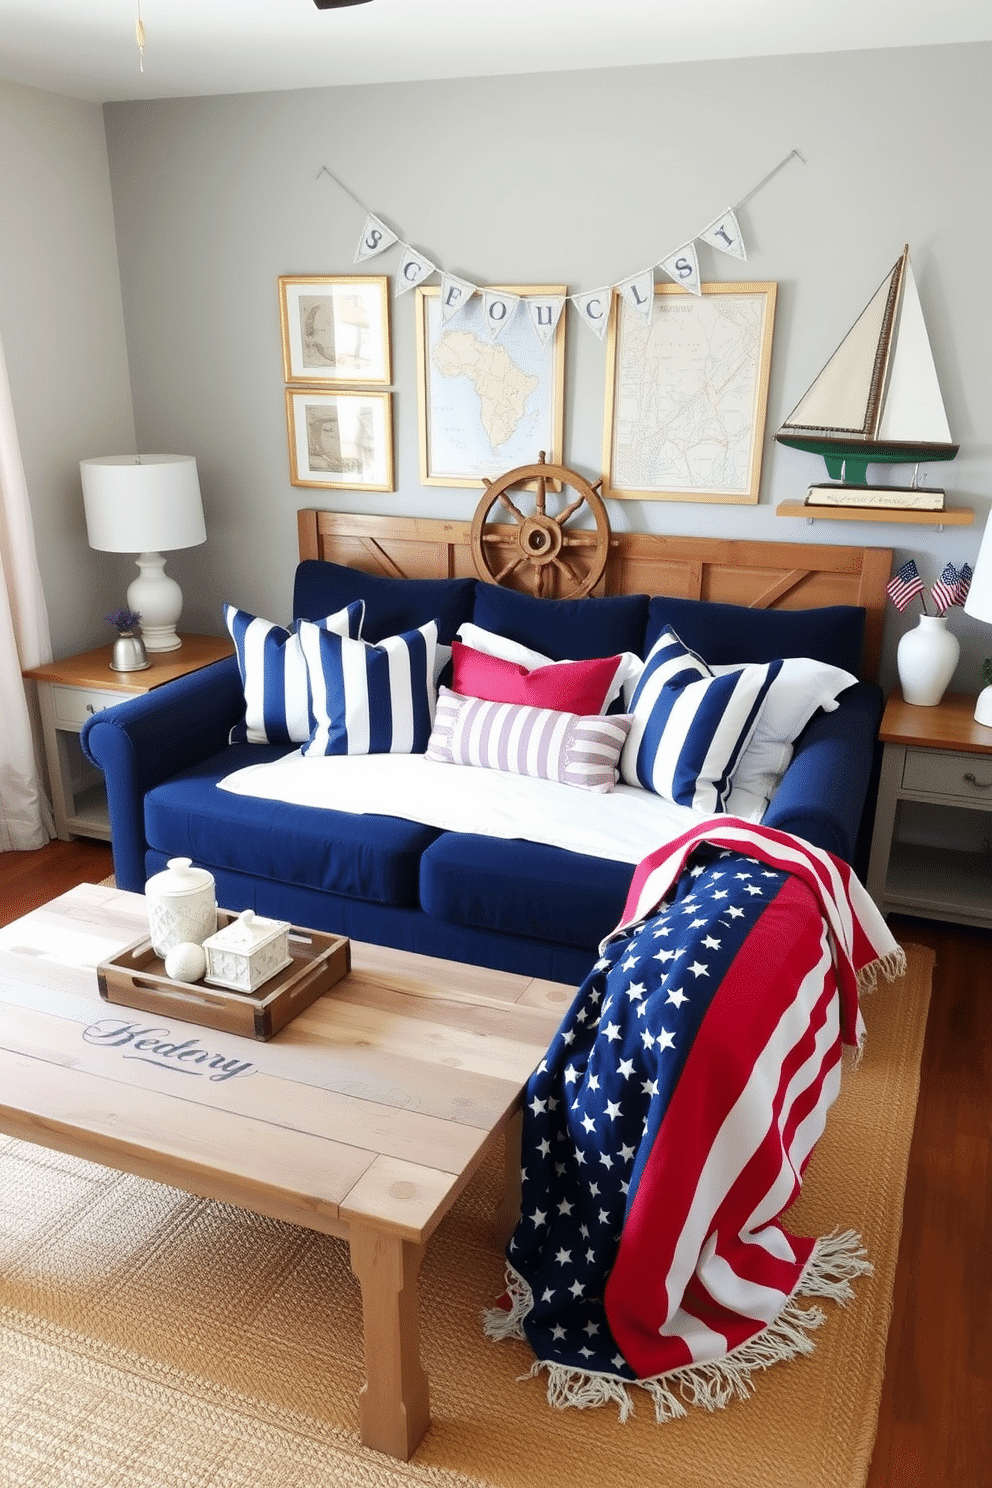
left=866, top=690, right=992, bottom=928
left=24, top=635, right=233, bottom=841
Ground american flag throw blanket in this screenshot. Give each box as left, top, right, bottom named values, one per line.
left=485, top=820, right=905, bottom=1421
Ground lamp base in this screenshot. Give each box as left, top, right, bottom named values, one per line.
left=974, top=685, right=992, bottom=728
left=128, top=551, right=184, bottom=652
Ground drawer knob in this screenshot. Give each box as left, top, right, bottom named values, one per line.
left=85, top=703, right=95, bottom=714
left=963, top=771, right=992, bottom=789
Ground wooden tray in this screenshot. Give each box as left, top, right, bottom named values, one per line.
left=97, top=912, right=351, bottom=1039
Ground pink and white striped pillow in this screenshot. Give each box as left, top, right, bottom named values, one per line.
left=425, top=686, right=632, bottom=793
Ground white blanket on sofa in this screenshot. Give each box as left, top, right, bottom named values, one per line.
left=218, top=752, right=765, bottom=866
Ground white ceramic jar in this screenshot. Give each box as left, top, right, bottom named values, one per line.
left=145, top=857, right=217, bottom=957
left=203, top=909, right=292, bottom=993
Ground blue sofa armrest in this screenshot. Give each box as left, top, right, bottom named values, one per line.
left=81, top=655, right=243, bottom=892
left=762, top=681, right=884, bottom=863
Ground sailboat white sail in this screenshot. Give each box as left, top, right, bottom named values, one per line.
left=775, top=246, right=957, bottom=496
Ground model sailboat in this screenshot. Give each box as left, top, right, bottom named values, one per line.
left=775, top=246, right=958, bottom=507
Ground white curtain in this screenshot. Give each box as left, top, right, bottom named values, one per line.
left=0, top=329, right=54, bottom=850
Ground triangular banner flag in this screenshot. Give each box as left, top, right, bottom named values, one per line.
left=394, top=248, right=436, bottom=294
left=354, top=213, right=399, bottom=263
left=619, top=270, right=655, bottom=324
left=439, top=274, right=478, bottom=322
left=483, top=289, right=520, bottom=339
left=572, top=287, right=612, bottom=340
left=657, top=242, right=701, bottom=296
left=698, top=208, right=747, bottom=261
left=527, top=296, right=566, bottom=346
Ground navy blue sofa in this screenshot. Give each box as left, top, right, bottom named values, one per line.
left=82, top=562, right=883, bottom=987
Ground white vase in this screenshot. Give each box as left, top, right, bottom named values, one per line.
left=896, top=614, right=960, bottom=707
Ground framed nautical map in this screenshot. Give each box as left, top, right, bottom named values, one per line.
left=279, top=275, right=391, bottom=386
left=285, top=389, right=394, bottom=491
left=415, top=284, right=566, bottom=487
left=603, top=281, right=777, bottom=504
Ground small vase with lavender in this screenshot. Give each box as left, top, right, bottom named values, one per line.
left=105, top=607, right=150, bottom=673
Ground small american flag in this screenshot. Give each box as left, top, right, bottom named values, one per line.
left=931, top=561, right=963, bottom=614
left=957, top=563, right=973, bottom=605
left=887, top=558, right=925, bottom=612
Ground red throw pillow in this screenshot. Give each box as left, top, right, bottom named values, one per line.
left=450, top=640, right=622, bottom=714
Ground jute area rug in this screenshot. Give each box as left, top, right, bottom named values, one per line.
left=0, top=941, right=932, bottom=1488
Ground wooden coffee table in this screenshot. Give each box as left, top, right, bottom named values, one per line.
left=0, top=883, right=570, bottom=1459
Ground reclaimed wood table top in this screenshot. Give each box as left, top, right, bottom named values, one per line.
left=0, top=883, right=569, bottom=1246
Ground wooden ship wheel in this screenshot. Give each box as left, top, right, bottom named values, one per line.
left=469, top=452, right=611, bottom=599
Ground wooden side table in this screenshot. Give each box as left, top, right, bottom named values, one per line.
left=866, top=691, right=992, bottom=928
left=24, top=635, right=233, bottom=842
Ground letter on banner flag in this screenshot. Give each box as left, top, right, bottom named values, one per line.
left=698, top=208, right=747, bottom=261
left=440, top=274, right=478, bottom=322
left=395, top=248, right=436, bottom=294
left=573, top=287, right=612, bottom=340
left=657, top=242, right=701, bottom=296
left=528, top=296, right=565, bottom=346
left=354, top=213, right=399, bottom=263
left=483, top=290, right=520, bottom=338
left=619, top=270, right=655, bottom=324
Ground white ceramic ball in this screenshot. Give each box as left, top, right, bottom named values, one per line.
left=164, top=941, right=207, bottom=983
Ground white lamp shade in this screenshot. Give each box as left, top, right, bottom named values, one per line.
left=963, top=513, right=992, bottom=625
left=80, top=454, right=206, bottom=553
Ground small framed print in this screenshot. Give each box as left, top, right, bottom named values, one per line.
left=279, top=275, right=391, bottom=386
left=285, top=389, right=394, bottom=492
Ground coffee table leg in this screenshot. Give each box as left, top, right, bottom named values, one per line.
left=494, top=1107, right=523, bottom=1248
left=348, top=1222, right=430, bottom=1460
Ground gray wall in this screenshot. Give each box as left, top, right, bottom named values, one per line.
left=20, top=42, right=992, bottom=694
left=0, top=79, right=136, bottom=656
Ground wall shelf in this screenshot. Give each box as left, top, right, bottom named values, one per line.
left=776, top=501, right=974, bottom=528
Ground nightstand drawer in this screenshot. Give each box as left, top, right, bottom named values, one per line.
left=902, top=747, right=992, bottom=803
left=52, top=684, right=126, bottom=729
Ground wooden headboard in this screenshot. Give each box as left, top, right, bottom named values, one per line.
left=298, top=509, right=892, bottom=682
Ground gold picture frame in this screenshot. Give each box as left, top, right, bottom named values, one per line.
left=415, top=283, right=566, bottom=488
left=279, top=275, right=391, bottom=386
left=603, top=280, right=777, bottom=504
left=285, top=389, right=394, bottom=492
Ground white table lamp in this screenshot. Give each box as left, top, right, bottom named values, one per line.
left=963, top=511, right=992, bottom=726
left=81, top=455, right=206, bottom=652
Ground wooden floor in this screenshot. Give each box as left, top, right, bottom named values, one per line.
left=1, top=840, right=989, bottom=1487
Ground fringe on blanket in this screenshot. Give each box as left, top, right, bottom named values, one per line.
left=483, top=1230, right=873, bottom=1424
left=850, top=945, right=907, bottom=1063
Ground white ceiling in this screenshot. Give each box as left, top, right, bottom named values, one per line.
left=0, top=0, right=990, bottom=104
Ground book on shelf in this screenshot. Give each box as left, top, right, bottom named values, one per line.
left=805, top=484, right=945, bottom=511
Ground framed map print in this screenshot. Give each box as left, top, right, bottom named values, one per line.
left=279, top=275, right=391, bottom=386
left=285, top=389, right=394, bottom=491
left=603, top=281, right=777, bottom=504
left=415, top=284, right=566, bottom=487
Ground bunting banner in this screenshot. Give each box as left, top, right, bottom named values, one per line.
left=572, top=287, right=612, bottom=340
left=699, top=208, right=748, bottom=261
left=483, top=289, right=521, bottom=339
left=657, top=241, right=701, bottom=296
left=394, top=247, right=436, bottom=295
left=618, top=269, right=655, bottom=323
left=321, top=149, right=802, bottom=341
left=354, top=212, right=399, bottom=263
left=440, top=273, right=479, bottom=322
left=527, top=295, right=566, bottom=346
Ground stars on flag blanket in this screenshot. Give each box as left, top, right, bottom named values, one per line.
left=505, top=844, right=788, bottom=1381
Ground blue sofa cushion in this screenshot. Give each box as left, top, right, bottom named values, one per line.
left=472, top=584, right=649, bottom=661
left=293, top=560, right=477, bottom=644
left=419, top=833, right=633, bottom=951
left=645, top=596, right=865, bottom=674
left=144, top=744, right=441, bottom=906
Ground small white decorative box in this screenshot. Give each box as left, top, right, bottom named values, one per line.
left=202, top=909, right=292, bottom=993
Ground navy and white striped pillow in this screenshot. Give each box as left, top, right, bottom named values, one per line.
left=620, top=626, right=779, bottom=811
left=225, top=601, right=364, bottom=745
left=426, top=687, right=632, bottom=793
left=299, top=619, right=438, bottom=757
